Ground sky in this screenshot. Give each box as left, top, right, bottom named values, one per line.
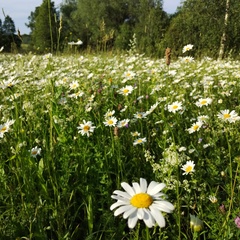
left=0, top=0, right=182, bottom=34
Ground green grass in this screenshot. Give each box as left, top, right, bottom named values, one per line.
left=0, top=52, right=239, bottom=239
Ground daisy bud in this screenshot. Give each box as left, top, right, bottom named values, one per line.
left=190, top=214, right=203, bottom=232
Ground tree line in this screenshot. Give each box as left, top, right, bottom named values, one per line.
left=0, top=15, right=22, bottom=52
left=2, top=0, right=240, bottom=59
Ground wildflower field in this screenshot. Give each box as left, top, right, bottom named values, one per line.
left=0, top=50, right=240, bottom=240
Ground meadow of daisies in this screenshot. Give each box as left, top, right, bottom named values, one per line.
left=0, top=47, right=240, bottom=239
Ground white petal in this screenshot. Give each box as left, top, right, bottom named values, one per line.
left=121, top=182, right=135, bottom=196
left=139, top=178, right=147, bottom=192
left=147, top=182, right=166, bottom=195
left=132, top=182, right=141, bottom=194
left=114, top=205, right=132, bottom=216
left=112, top=190, right=131, bottom=199
left=142, top=209, right=155, bottom=228
left=137, top=208, right=144, bottom=220
left=147, top=181, right=158, bottom=192
left=110, top=201, right=129, bottom=211
left=123, top=206, right=137, bottom=219
left=128, top=212, right=138, bottom=228
left=151, top=201, right=175, bottom=213
left=153, top=193, right=165, bottom=198
left=149, top=206, right=166, bottom=227
left=111, top=195, right=130, bottom=202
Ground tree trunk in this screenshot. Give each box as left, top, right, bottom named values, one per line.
left=218, top=0, right=230, bottom=60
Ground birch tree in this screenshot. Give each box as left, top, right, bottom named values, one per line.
left=218, top=0, right=230, bottom=60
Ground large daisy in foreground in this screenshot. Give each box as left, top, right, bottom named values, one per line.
left=110, top=178, right=174, bottom=228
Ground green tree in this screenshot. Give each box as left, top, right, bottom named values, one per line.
left=60, top=0, right=169, bottom=54
left=133, top=0, right=169, bottom=55
left=29, top=0, right=59, bottom=53
left=60, top=0, right=90, bottom=49
left=2, top=15, right=16, bottom=34
left=224, top=0, right=240, bottom=57
left=163, top=0, right=240, bottom=59
left=0, top=15, right=21, bottom=52
left=0, top=18, right=2, bottom=37
left=26, top=6, right=40, bottom=33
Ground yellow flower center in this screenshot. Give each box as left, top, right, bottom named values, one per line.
left=0, top=126, right=7, bottom=133
left=108, top=120, right=113, bottom=125
left=32, top=150, right=38, bottom=155
left=200, top=100, right=207, bottom=105
left=193, top=224, right=202, bottom=232
left=123, top=89, right=129, bottom=94
left=172, top=105, right=178, bottom=109
left=223, top=113, right=230, bottom=119
left=193, top=125, right=199, bottom=131
left=83, top=125, right=90, bottom=131
left=130, top=193, right=153, bottom=208
left=186, top=166, right=193, bottom=173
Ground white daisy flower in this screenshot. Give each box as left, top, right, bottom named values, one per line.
left=195, top=98, right=212, bottom=108
left=146, top=102, right=159, bottom=115
left=217, top=109, right=239, bottom=123
left=104, top=109, right=115, bottom=118
left=181, top=160, right=195, bottom=175
left=69, top=80, right=79, bottom=90
left=4, top=119, right=15, bottom=127
left=103, top=116, right=118, bottom=127
left=190, top=214, right=203, bottom=232
left=30, top=146, right=41, bottom=158
left=77, top=120, right=96, bottom=137
left=69, top=91, right=84, bottom=99
left=122, top=70, right=136, bottom=82
left=88, top=94, right=95, bottom=102
left=182, top=56, right=194, bottom=63
left=167, top=101, right=183, bottom=113
left=131, top=131, right=140, bottom=137
left=120, top=105, right=128, bottom=112
left=197, top=115, right=209, bottom=123
left=182, top=44, right=194, bottom=53
left=168, top=70, right=177, bottom=76
left=0, top=124, right=10, bottom=138
left=117, top=119, right=130, bottom=128
left=117, top=85, right=134, bottom=96
left=209, top=195, right=218, bottom=203
left=1, top=79, right=19, bottom=89
left=0, top=119, right=15, bottom=138
left=187, top=121, right=203, bottom=134
left=133, top=137, right=147, bottom=146
left=133, top=112, right=147, bottom=119
left=110, top=178, right=175, bottom=228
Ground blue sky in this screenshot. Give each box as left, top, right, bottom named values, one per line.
left=0, top=0, right=182, bottom=34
